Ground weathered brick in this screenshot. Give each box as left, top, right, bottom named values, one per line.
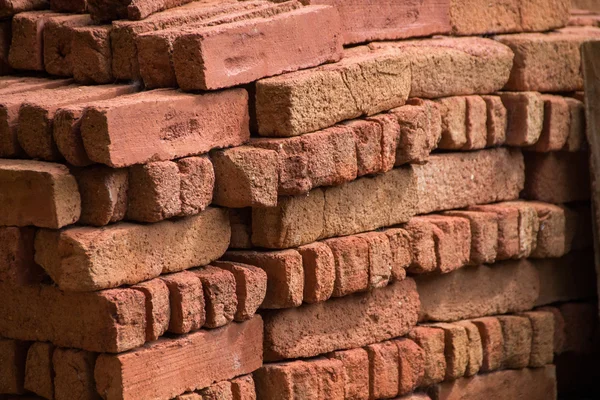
left=385, top=227, right=411, bottom=281
left=391, top=100, right=441, bottom=165
left=325, top=236, right=369, bottom=297
left=428, top=323, right=469, bottom=380
left=415, top=215, right=471, bottom=274
left=71, top=25, right=113, bottom=84
left=464, top=95, right=488, bottom=150
left=8, top=11, right=61, bottom=71
left=519, top=311, right=555, bottom=367
left=366, top=341, right=399, bottom=399
left=481, top=95, right=507, bottom=146
left=0, top=227, right=45, bottom=285
left=368, top=113, right=400, bottom=172
left=194, top=266, right=237, bottom=328
left=563, top=97, right=586, bottom=151
left=88, top=0, right=194, bottom=21
left=24, top=342, right=54, bottom=399
left=358, top=231, right=393, bottom=289
left=497, top=316, right=532, bottom=369
left=395, top=338, right=425, bottom=395
left=0, top=0, right=48, bottom=18
left=436, top=96, right=467, bottom=150
left=160, top=271, right=205, bottom=334
left=0, top=339, right=29, bottom=394
left=528, top=95, right=571, bottom=152
left=528, top=201, right=573, bottom=258
left=231, top=375, right=256, bottom=400
left=178, top=156, right=215, bottom=215
left=500, top=92, right=544, bottom=146
left=454, top=321, right=483, bottom=377
left=73, top=166, right=128, bottom=226
left=53, top=104, right=96, bottom=167
left=407, top=327, right=446, bottom=386
left=471, top=317, right=504, bottom=372
left=198, top=381, right=233, bottom=400
left=344, top=119, right=384, bottom=176
left=444, top=210, right=498, bottom=265
left=131, top=278, right=170, bottom=342
left=536, top=306, right=566, bottom=354
left=326, top=348, right=369, bottom=400
left=43, top=14, right=93, bottom=76
left=53, top=349, right=100, bottom=400
left=229, top=208, right=252, bottom=250
left=404, top=219, right=438, bottom=274
left=297, top=242, right=335, bottom=303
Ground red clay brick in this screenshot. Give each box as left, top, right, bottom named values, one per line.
left=497, top=316, right=532, bottom=369
left=500, top=92, right=544, bottom=146
left=344, top=119, right=384, bottom=176
left=464, top=96, right=488, bottom=150
left=471, top=317, right=504, bottom=372
left=528, top=95, right=571, bottom=152
left=0, top=0, right=48, bottom=18
left=437, top=96, right=467, bottom=150
left=0, top=283, right=146, bottom=353
left=481, top=95, right=507, bottom=146
left=35, top=208, right=229, bottom=291
left=368, top=113, right=399, bottom=172
left=325, top=236, right=369, bottom=297
left=212, top=261, right=267, bottom=322
left=428, top=323, right=469, bottom=380
left=264, top=279, right=419, bottom=361
left=391, top=100, right=442, bottom=165
left=50, top=0, right=87, bottom=12
left=0, top=339, right=29, bottom=394
left=0, top=227, right=44, bottom=285
left=297, top=242, right=335, bottom=303
left=407, top=327, right=446, bottom=386
left=385, top=227, right=411, bottom=281
left=198, top=381, right=233, bottom=400
left=231, top=375, right=256, bottom=400
left=367, top=341, right=399, bottom=399
left=8, top=11, right=61, bottom=71
left=563, top=97, right=586, bottom=151
left=81, top=89, right=249, bottom=168
left=24, top=342, right=54, bottom=399
left=490, top=201, right=540, bottom=258
left=254, top=358, right=344, bottom=400
left=71, top=25, right=113, bottom=84
left=194, top=266, right=237, bottom=328
left=43, top=14, right=92, bottom=76
left=177, top=156, right=214, bottom=215
left=73, top=166, right=128, bottom=226
left=131, top=278, right=170, bottom=342
left=0, top=160, right=80, bottom=229
left=404, top=219, right=438, bottom=274
left=95, top=317, right=263, bottom=400
left=417, top=260, right=540, bottom=322
left=454, top=321, right=483, bottom=377
left=223, top=250, right=304, bottom=309
left=0, top=77, right=71, bottom=94
left=359, top=231, right=393, bottom=289
left=537, top=306, right=566, bottom=354
left=327, top=348, right=369, bottom=400
left=53, top=104, right=96, bottom=167
left=467, top=204, right=519, bottom=260
left=519, top=311, right=555, bottom=367
left=444, top=210, right=498, bottom=265
left=417, top=215, right=471, bottom=274
left=160, top=271, right=205, bottom=334
left=395, top=338, right=425, bottom=395
left=53, top=349, right=100, bottom=400
left=528, top=201, right=572, bottom=258
left=89, top=0, right=195, bottom=21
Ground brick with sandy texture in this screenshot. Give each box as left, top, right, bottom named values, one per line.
left=327, top=348, right=369, bottom=400
left=497, top=316, right=532, bottom=369
left=178, top=156, right=214, bottom=215
left=391, top=100, right=441, bottom=165
left=404, top=218, right=438, bottom=274
left=50, top=0, right=87, bottom=13
left=263, top=279, right=419, bottom=361
left=34, top=208, right=230, bottom=291
left=131, top=278, right=170, bottom=342
left=53, top=349, right=100, bottom=400
left=325, top=235, right=369, bottom=297
left=367, top=113, right=400, bottom=172
left=0, top=339, right=29, bottom=394
left=194, top=266, right=237, bottom=328
left=297, top=242, right=335, bottom=303
left=344, top=119, right=385, bottom=176
left=88, top=0, right=194, bottom=22
left=428, top=323, right=469, bottom=380
left=454, top=321, right=483, bottom=376
left=198, top=381, right=233, bottom=400
left=0, top=227, right=45, bottom=286
left=481, top=95, right=507, bottom=146
left=358, top=231, right=393, bottom=289
left=385, top=227, right=411, bottom=281
left=0, top=0, right=48, bottom=18
left=471, top=317, right=504, bottom=372
left=444, top=210, right=498, bottom=265
left=396, top=338, right=425, bottom=395
left=563, top=97, right=586, bottom=151
left=43, top=14, right=93, bottom=76
left=8, top=11, right=61, bottom=71
left=366, top=341, right=399, bottom=399
left=528, top=95, right=571, bottom=152
left=160, top=271, right=205, bottom=334
left=408, top=327, right=446, bottom=386
left=519, top=311, right=555, bottom=367
left=231, top=375, right=256, bottom=400
left=528, top=201, right=575, bottom=258
left=464, top=96, right=488, bottom=150
left=53, top=104, right=97, bottom=167
left=536, top=306, right=566, bottom=354
left=436, top=96, right=467, bottom=150
left=500, top=92, right=544, bottom=147
left=71, top=25, right=113, bottom=84
left=24, top=342, right=54, bottom=399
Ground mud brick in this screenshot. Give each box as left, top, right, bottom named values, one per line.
left=0, top=0, right=48, bottom=18
left=131, top=278, right=170, bottom=342
left=471, top=317, right=504, bottom=372
left=198, top=381, right=233, bottom=400
left=366, top=341, right=399, bottom=399
left=35, top=208, right=230, bottom=291
left=89, top=0, right=194, bottom=22
left=326, top=348, right=369, bottom=400
left=229, top=208, right=252, bottom=249
left=73, top=166, right=128, bottom=227
left=173, top=5, right=343, bottom=91
left=414, top=148, right=525, bottom=215
left=523, top=152, right=591, bottom=203
left=254, top=358, right=344, bottom=400
left=358, top=231, right=393, bottom=289
left=252, top=166, right=418, bottom=248
left=127, top=161, right=181, bottom=222
left=344, top=119, right=383, bottom=176
left=416, top=215, right=471, bottom=274
left=53, top=349, right=99, bottom=400
left=231, top=375, right=256, bottom=400
left=263, top=279, right=419, bottom=361
left=559, top=302, right=597, bottom=353
left=223, top=250, right=304, bottom=309
left=50, top=0, right=87, bottom=12
left=256, top=46, right=411, bottom=137
left=0, top=160, right=80, bottom=229
left=563, top=97, right=586, bottom=151
left=297, top=242, right=335, bottom=303
left=325, top=236, right=369, bottom=297
left=212, top=147, right=278, bottom=208
left=18, top=83, right=138, bottom=161
left=370, top=37, right=514, bottom=98
left=407, top=327, right=446, bottom=386
left=429, top=365, right=557, bottom=400
left=519, top=311, right=554, bottom=367
left=428, top=323, right=469, bottom=380
left=481, top=95, right=507, bottom=146
left=500, top=92, right=544, bottom=146
left=444, top=210, right=498, bottom=265
left=528, top=202, right=572, bottom=258
left=193, top=266, right=237, bottom=328
left=454, top=321, right=483, bottom=377
left=395, top=338, right=425, bottom=395
left=8, top=11, right=61, bottom=71
left=178, top=156, right=214, bottom=215
left=71, top=25, right=113, bottom=84
left=0, top=283, right=145, bottom=353
left=464, top=96, right=487, bottom=150
left=0, top=339, right=29, bottom=394
left=391, top=100, right=442, bottom=165
left=528, top=95, right=570, bottom=152
left=24, top=342, right=54, bottom=399
left=0, top=227, right=45, bottom=285
left=212, top=261, right=266, bottom=322
left=436, top=96, right=467, bottom=150
left=81, top=89, right=249, bottom=168
left=95, top=317, right=263, bottom=400
left=497, top=316, right=532, bottom=369
left=385, top=227, right=411, bottom=281
left=417, top=260, right=540, bottom=322
left=161, top=271, right=205, bottom=334
left=404, top=218, right=438, bottom=274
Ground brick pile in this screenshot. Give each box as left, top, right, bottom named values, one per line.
left=0, top=0, right=598, bottom=399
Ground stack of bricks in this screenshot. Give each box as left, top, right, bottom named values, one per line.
left=0, top=0, right=598, bottom=399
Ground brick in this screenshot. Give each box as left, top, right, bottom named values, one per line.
left=231, top=375, right=256, bottom=400
left=0, top=227, right=45, bottom=285
left=414, top=148, right=525, bottom=215
left=344, top=119, right=384, bottom=176
left=95, top=317, right=263, bottom=400
left=444, top=210, right=498, bottom=265
left=417, top=260, right=540, bottom=322
left=528, top=95, right=571, bottom=152
left=127, top=160, right=180, bottom=222
left=297, top=242, right=335, bottom=303
left=497, top=316, right=532, bottom=369
left=263, top=279, right=419, bottom=361
left=415, top=215, right=471, bottom=274
left=563, top=97, right=587, bottom=151
left=454, top=321, right=483, bottom=377
left=229, top=208, right=252, bottom=249
left=0, top=283, right=146, bottom=353
left=464, top=96, right=488, bottom=150
left=466, top=204, right=518, bottom=260
left=81, top=89, right=249, bottom=168
left=429, top=365, right=557, bottom=400
left=326, top=348, right=369, bottom=400
left=223, top=250, right=304, bottom=309
left=173, top=5, right=343, bottom=91
left=371, top=37, right=514, bottom=98
left=198, top=381, right=233, bottom=400
left=131, top=278, right=170, bottom=342
left=194, top=266, right=237, bottom=328
left=385, top=227, right=411, bottom=281
left=395, top=338, right=425, bottom=395
left=43, top=14, right=92, bottom=76
left=428, top=323, right=469, bottom=380
left=0, top=77, right=71, bottom=94
left=0, top=0, right=48, bottom=18
left=407, top=327, right=446, bottom=386
left=559, top=302, right=597, bottom=353
left=53, top=105, right=96, bottom=167
left=471, top=317, right=504, bottom=372
left=391, top=100, right=442, bottom=165
left=24, top=342, right=54, bottom=399
left=537, top=306, right=566, bottom=354
left=212, top=261, right=267, bottom=322
left=519, top=311, right=555, bottom=367
left=50, top=0, right=87, bottom=12
left=0, top=339, right=29, bottom=394
left=256, top=46, right=411, bottom=137
left=73, top=166, right=128, bottom=226
left=18, top=84, right=138, bottom=161
left=212, top=147, right=278, bottom=208
left=404, top=219, right=438, bottom=274
left=71, top=25, right=113, bottom=84
left=523, top=152, right=591, bottom=203
left=368, top=113, right=400, bottom=172
left=35, top=208, right=230, bottom=291
left=358, top=231, right=393, bottom=289
left=178, top=156, right=214, bottom=215
left=366, top=341, right=399, bottom=399
left=160, top=271, right=204, bottom=334
left=254, top=358, right=344, bottom=400
left=88, top=0, right=194, bottom=22
left=481, top=95, right=507, bottom=146
left=325, top=236, right=369, bottom=297
left=500, top=92, right=544, bottom=146
left=483, top=201, right=540, bottom=258
left=436, top=96, right=467, bottom=150
left=8, top=11, right=61, bottom=71
left=0, top=160, right=80, bottom=229
left=53, top=349, right=100, bottom=400
left=528, top=202, right=572, bottom=258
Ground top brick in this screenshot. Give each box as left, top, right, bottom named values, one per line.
left=87, top=0, right=195, bottom=22
left=0, top=0, right=48, bottom=18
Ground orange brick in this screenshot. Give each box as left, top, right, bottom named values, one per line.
left=327, top=348, right=369, bottom=400
left=407, top=327, right=445, bottom=386
left=366, top=341, right=399, bottom=399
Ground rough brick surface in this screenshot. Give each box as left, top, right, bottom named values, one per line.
left=178, top=156, right=215, bottom=215
left=366, top=341, right=399, bottom=399
left=35, top=207, right=230, bottom=291
left=444, top=210, right=498, bottom=265
left=437, top=96, right=467, bottom=149
left=263, top=279, right=419, bottom=361
left=563, top=97, right=586, bottom=151
left=0, top=339, right=29, bottom=394
left=396, top=338, right=425, bottom=395
left=392, top=100, right=442, bottom=165
left=194, top=266, right=237, bottom=328
left=385, top=227, right=411, bottom=281
left=71, top=25, right=113, bottom=84
left=497, top=316, right=532, bottom=369
left=89, top=0, right=194, bottom=22
left=297, top=242, right=335, bottom=303
left=0, top=0, right=48, bottom=18
left=408, top=327, right=446, bottom=386
left=326, top=235, right=370, bottom=297
left=212, top=261, right=267, bottom=321
left=43, top=14, right=93, bottom=77
left=428, top=323, right=469, bottom=380
left=417, top=215, right=471, bottom=274
left=53, top=104, right=96, bottom=167
left=481, top=95, right=507, bottom=146
left=24, top=342, right=54, bottom=399
left=53, top=349, right=100, bottom=400
left=454, top=321, right=483, bottom=377
left=231, top=375, right=256, bottom=400
left=74, top=166, right=128, bottom=227
left=327, top=348, right=369, bottom=400
left=405, top=219, right=438, bottom=274
left=529, top=95, right=571, bottom=151
left=198, top=381, right=234, bottom=400
left=95, top=317, right=263, bottom=400
left=500, top=92, right=544, bottom=146
left=8, top=11, right=61, bottom=71
left=519, top=311, right=555, bottom=367
left=0, top=226, right=44, bottom=285
left=160, top=271, right=205, bottom=334
left=471, top=317, right=504, bottom=372
left=131, top=278, right=170, bottom=342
